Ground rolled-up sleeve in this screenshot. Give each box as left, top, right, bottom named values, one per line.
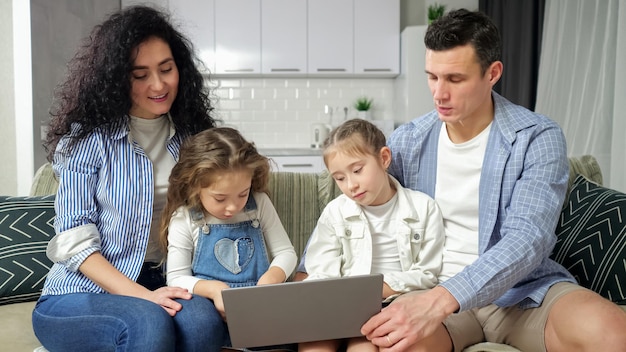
left=46, top=224, right=101, bottom=272
left=50, top=135, right=103, bottom=272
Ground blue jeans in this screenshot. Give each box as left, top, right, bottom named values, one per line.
left=32, top=293, right=227, bottom=352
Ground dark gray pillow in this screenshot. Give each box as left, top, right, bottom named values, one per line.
left=552, top=175, right=626, bottom=304
left=0, top=195, right=55, bottom=305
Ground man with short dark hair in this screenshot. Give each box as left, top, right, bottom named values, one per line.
left=361, top=9, right=626, bottom=352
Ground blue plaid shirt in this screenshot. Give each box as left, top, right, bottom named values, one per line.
left=42, top=120, right=184, bottom=296
left=388, top=92, right=575, bottom=311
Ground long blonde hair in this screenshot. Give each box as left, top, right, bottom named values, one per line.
left=159, top=127, right=270, bottom=255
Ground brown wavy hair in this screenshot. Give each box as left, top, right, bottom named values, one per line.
left=159, top=127, right=270, bottom=254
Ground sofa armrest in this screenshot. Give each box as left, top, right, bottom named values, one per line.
left=567, top=155, right=602, bottom=191
left=30, top=163, right=58, bottom=196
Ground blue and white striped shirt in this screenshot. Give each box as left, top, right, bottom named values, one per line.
left=388, top=92, right=575, bottom=311
left=42, top=120, right=185, bottom=296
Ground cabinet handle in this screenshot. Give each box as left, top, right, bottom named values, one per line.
left=281, top=164, right=314, bottom=168
left=316, top=68, right=347, bottom=72
left=271, top=68, right=301, bottom=72
left=224, top=68, right=255, bottom=72
left=363, top=68, right=393, bottom=72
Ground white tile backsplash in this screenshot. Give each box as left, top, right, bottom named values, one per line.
left=208, top=77, right=396, bottom=148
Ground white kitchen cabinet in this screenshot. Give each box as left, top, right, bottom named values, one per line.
left=214, top=0, right=261, bottom=75
left=267, top=155, right=325, bottom=173
left=161, top=0, right=399, bottom=78
left=354, top=0, right=400, bottom=76
left=307, top=0, right=353, bottom=76
left=261, top=0, right=307, bottom=75
left=168, top=0, right=215, bottom=74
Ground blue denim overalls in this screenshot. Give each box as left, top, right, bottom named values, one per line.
left=189, top=195, right=297, bottom=351
left=191, top=195, right=270, bottom=288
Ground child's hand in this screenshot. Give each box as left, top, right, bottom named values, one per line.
left=213, top=293, right=227, bottom=320
left=383, top=282, right=399, bottom=299
left=192, top=279, right=229, bottom=319
left=257, top=266, right=287, bottom=285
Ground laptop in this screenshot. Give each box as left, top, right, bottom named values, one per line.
left=222, top=273, right=383, bottom=348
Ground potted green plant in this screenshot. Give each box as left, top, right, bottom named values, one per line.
left=353, top=96, right=373, bottom=120
left=427, top=3, right=446, bottom=24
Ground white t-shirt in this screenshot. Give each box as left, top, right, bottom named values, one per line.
left=362, top=193, right=402, bottom=274
left=129, top=114, right=175, bottom=263
left=436, top=122, right=491, bottom=282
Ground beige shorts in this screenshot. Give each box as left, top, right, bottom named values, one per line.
left=444, top=282, right=585, bottom=352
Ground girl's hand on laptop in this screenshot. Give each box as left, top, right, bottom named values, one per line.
left=257, top=266, right=287, bottom=285
left=214, top=293, right=227, bottom=320
left=192, top=279, right=229, bottom=319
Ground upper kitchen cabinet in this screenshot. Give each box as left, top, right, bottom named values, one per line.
left=168, top=0, right=215, bottom=74
left=261, top=0, right=307, bottom=75
left=354, top=0, right=400, bottom=76
left=308, top=0, right=399, bottom=78
left=214, top=0, right=261, bottom=75
left=160, top=0, right=399, bottom=78
left=307, top=0, right=353, bottom=76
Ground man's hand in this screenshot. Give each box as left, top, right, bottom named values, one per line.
left=361, top=286, right=459, bottom=351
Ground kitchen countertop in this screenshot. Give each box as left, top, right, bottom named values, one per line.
left=259, top=148, right=323, bottom=156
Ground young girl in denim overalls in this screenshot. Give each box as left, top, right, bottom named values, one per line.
left=159, top=127, right=298, bottom=351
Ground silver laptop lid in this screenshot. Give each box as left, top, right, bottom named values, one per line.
left=222, top=274, right=383, bottom=348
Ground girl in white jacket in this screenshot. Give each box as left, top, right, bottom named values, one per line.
left=301, top=118, right=445, bottom=352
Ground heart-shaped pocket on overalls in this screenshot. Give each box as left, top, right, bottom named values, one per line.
left=214, top=237, right=255, bottom=274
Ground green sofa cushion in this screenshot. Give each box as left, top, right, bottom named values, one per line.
left=552, top=175, right=626, bottom=304
left=268, top=172, right=322, bottom=263
left=0, top=195, right=55, bottom=305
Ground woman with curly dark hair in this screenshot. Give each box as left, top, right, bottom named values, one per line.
left=32, top=5, right=219, bottom=351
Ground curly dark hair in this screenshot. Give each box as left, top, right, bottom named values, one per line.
left=43, top=5, right=217, bottom=161
left=424, top=9, right=501, bottom=75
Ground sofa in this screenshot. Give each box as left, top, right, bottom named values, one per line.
left=1, top=155, right=625, bottom=352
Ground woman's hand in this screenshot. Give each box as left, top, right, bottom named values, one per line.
left=79, top=253, right=191, bottom=316
left=145, top=286, right=192, bottom=316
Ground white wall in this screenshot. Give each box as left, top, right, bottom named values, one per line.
left=30, top=0, right=120, bottom=173
left=0, top=0, right=119, bottom=196
left=0, top=0, right=32, bottom=196
left=0, top=0, right=17, bottom=195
